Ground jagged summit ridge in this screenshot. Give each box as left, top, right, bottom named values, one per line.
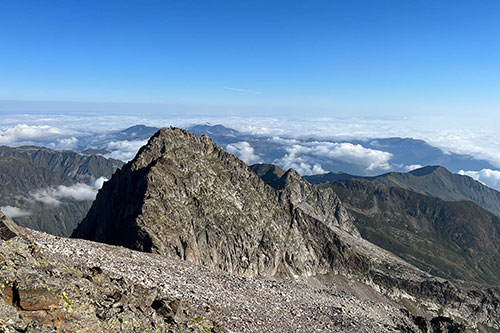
left=73, top=127, right=358, bottom=279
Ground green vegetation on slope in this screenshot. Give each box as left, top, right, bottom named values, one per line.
left=327, top=179, right=500, bottom=284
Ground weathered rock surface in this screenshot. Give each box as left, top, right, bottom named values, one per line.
left=0, top=211, right=467, bottom=332
left=254, top=165, right=359, bottom=236
left=0, top=212, right=221, bottom=332
left=73, top=128, right=358, bottom=279
left=0, top=213, right=22, bottom=241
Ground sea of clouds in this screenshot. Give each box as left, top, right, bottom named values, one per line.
left=1, top=112, right=500, bottom=190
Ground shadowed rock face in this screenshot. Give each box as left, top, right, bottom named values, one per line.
left=73, top=128, right=359, bottom=279
left=0, top=212, right=22, bottom=240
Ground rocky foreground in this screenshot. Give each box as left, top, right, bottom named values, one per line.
left=0, top=212, right=471, bottom=332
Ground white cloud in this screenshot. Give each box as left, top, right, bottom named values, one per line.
left=31, top=177, right=108, bottom=206
left=403, top=164, right=423, bottom=172
left=51, top=137, right=79, bottom=150
left=224, top=87, right=262, bottom=94
left=278, top=154, right=326, bottom=175
left=0, top=124, right=66, bottom=145
left=104, top=140, right=148, bottom=161
left=270, top=136, right=299, bottom=144
left=458, top=169, right=500, bottom=191
left=0, top=205, right=31, bottom=218
left=275, top=141, right=392, bottom=174
left=93, top=177, right=107, bottom=189
left=275, top=145, right=326, bottom=175
left=226, top=141, right=261, bottom=165
left=312, top=142, right=392, bottom=171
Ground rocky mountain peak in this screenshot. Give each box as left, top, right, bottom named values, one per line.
left=129, top=127, right=216, bottom=171
left=272, top=168, right=303, bottom=190
left=73, top=128, right=362, bottom=279
left=409, top=165, right=449, bottom=177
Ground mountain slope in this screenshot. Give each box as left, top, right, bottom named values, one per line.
left=73, top=128, right=359, bottom=279
left=306, top=165, right=500, bottom=218
left=0, top=146, right=123, bottom=236
left=5, top=210, right=482, bottom=332
left=321, top=178, right=500, bottom=284
left=375, top=166, right=500, bottom=217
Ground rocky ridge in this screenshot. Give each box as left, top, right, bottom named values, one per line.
left=73, top=128, right=358, bottom=279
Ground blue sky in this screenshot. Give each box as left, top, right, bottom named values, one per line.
left=1, top=0, right=499, bottom=119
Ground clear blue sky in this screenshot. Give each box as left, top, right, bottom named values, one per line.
left=1, top=0, right=499, bottom=118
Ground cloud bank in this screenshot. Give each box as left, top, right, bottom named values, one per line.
left=0, top=205, right=31, bottom=218
left=458, top=169, right=500, bottom=191
left=31, top=177, right=108, bottom=206
left=104, top=140, right=148, bottom=161
left=0, top=124, right=66, bottom=145
left=3, top=113, right=500, bottom=175
left=226, top=141, right=261, bottom=165
left=274, top=141, right=393, bottom=175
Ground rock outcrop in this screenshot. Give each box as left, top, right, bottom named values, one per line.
left=73, top=128, right=359, bottom=279
left=0, top=211, right=221, bottom=332
left=0, top=212, right=22, bottom=240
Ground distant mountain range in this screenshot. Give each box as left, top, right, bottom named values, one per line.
left=305, top=165, right=500, bottom=218
left=12, top=123, right=495, bottom=189
left=0, top=145, right=122, bottom=236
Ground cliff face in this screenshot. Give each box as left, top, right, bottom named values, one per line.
left=73, top=128, right=359, bottom=279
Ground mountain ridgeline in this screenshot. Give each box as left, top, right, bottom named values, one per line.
left=72, top=128, right=360, bottom=279
left=0, top=146, right=123, bottom=236
left=305, top=165, right=500, bottom=218
left=326, top=179, right=500, bottom=284
left=72, top=128, right=500, bottom=330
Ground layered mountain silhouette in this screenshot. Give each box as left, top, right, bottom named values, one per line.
left=301, top=166, right=500, bottom=284
left=72, top=128, right=500, bottom=330
left=0, top=146, right=122, bottom=235
left=306, top=165, right=500, bottom=218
